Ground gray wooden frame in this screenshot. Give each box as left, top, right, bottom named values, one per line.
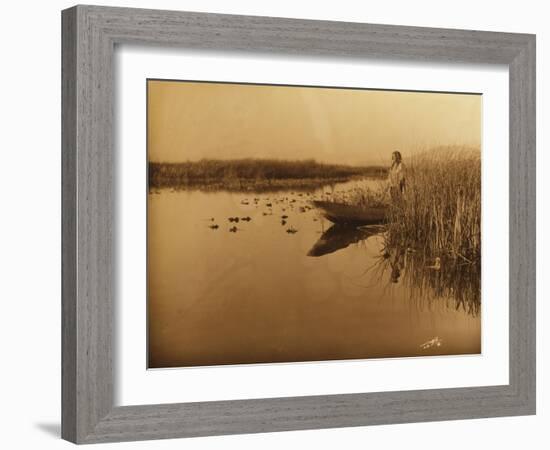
left=62, top=4, right=536, bottom=444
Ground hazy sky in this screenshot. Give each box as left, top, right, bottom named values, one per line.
left=147, top=80, right=481, bottom=165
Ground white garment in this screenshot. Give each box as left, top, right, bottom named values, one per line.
left=388, top=162, right=405, bottom=188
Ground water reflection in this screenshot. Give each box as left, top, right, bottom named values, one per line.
left=377, top=244, right=481, bottom=317
left=307, top=224, right=381, bottom=257
left=148, top=178, right=481, bottom=368
left=308, top=222, right=481, bottom=317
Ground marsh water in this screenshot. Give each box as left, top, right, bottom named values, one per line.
left=148, top=179, right=481, bottom=368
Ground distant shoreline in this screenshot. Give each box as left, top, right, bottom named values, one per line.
left=148, top=159, right=387, bottom=192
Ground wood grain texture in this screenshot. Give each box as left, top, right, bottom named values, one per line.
left=508, top=36, right=536, bottom=409
left=61, top=7, right=77, bottom=443
left=61, top=4, right=536, bottom=444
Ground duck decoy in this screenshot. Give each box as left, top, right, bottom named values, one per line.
left=426, top=257, right=441, bottom=270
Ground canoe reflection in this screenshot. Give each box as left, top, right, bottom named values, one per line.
left=307, top=224, right=380, bottom=257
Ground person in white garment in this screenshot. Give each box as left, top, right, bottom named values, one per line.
left=388, top=150, right=406, bottom=202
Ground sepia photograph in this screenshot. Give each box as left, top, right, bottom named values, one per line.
left=147, top=79, right=482, bottom=368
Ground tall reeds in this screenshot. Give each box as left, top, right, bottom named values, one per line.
left=384, top=147, right=481, bottom=263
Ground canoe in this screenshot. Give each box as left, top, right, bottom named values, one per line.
left=312, top=200, right=386, bottom=226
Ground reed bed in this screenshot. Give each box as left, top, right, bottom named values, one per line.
left=379, top=147, right=481, bottom=264
left=149, top=158, right=386, bottom=191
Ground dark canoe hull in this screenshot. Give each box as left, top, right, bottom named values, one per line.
left=307, top=224, right=380, bottom=257
left=312, top=200, right=386, bottom=225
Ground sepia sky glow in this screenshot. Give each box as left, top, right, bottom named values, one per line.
left=147, top=80, right=481, bottom=166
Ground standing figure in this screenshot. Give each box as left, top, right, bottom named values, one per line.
left=388, top=151, right=406, bottom=202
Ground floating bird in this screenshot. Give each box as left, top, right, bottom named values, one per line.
left=228, top=217, right=240, bottom=223
left=241, top=216, right=252, bottom=222
left=208, top=224, right=219, bottom=230
left=426, top=257, right=441, bottom=270
left=286, top=227, right=298, bottom=234
left=240, top=200, right=249, bottom=205
left=266, top=203, right=272, bottom=207
left=281, top=215, right=288, bottom=219
left=229, top=226, right=238, bottom=233
left=281, top=220, right=287, bottom=226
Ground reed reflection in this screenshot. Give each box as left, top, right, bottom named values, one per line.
left=307, top=224, right=481, bottom=318
left=378, top=243, right=481, bottom=317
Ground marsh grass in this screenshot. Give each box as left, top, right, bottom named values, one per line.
left=148, top=159, right=386, bottom=191
left=384, top=147, right=481, bottom=263
left=348, top=147, right=482, bottom=314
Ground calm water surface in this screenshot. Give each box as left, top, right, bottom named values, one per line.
left=148, top=179, right=480, bottom=368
